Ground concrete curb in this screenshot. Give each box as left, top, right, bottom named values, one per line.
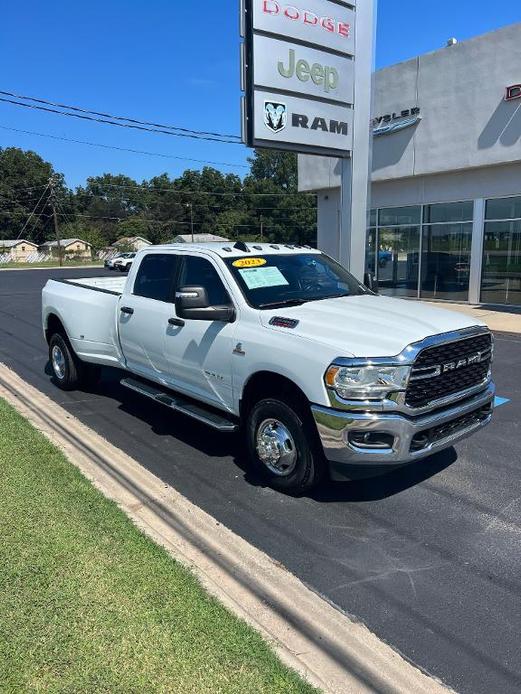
left=0, top=364, right=450, bottom=694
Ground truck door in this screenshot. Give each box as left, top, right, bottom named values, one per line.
left=162, top=253, right=237, bottom=411
left=118, top=253, right=178, bottom=380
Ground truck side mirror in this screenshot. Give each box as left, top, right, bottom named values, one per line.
left=364, top=272, right=379, bottom=293
left=176, top=286, right=210, bottom=310
left=175, top=286, right=236, bottom=323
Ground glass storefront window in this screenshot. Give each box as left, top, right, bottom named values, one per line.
left=423, top=201, right=474, bottom=224
left=420, top=223, right=473, bottom=301
left=378, top=206, right=421, bottom=227
left=378, top=226, right=420, bottom=298
left=485, top=196, right=521, bottom=221
left=369, top=209, right=377, bottom=227
left=370, top=201, right=475, bottom=301
left=481, top=220, right=521, bottom=306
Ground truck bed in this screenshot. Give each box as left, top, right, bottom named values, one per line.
left=42, top=277, right=125, bottom=366
left=66, top=276, right=127, bottom=294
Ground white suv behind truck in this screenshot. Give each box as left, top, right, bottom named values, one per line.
left=42, top=242, right=495, bottom=493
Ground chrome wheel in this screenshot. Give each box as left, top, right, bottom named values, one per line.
left=51, top=345, right=66, bottom=380
left=256, top=418, right=297, bottom=477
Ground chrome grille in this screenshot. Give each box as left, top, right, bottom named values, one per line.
left=406, top=333, right=492, bottom=408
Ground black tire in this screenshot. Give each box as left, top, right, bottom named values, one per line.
left=49, top=333, right=85, bottom=390
left=246, top=398, right=324, bottom=494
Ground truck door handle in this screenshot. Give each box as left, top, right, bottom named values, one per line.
left=168, top=317, right=185, bottom=327
left=120, top=306, right=134, bottom=315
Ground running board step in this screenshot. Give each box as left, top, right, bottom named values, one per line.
left=121, top=377, right=238, bottom=433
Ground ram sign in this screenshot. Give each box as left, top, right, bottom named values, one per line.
left=241, top=0, right=357, bottom=157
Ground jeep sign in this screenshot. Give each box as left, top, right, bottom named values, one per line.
left=242, top=0, right=358, bottom=157
left=253, top=34, right=354, bottom=104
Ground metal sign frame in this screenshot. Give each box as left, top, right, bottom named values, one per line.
left=241, top=0, right=356, bottom=158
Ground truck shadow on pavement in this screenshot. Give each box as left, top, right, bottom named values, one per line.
left=308, top=449, right=458, bottom=503
left=51, top=364, right=459, bottom=503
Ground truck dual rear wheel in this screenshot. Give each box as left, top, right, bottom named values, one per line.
left=49, top=333, right=101, bottom=391
left=246, top=398, right=324, bottom=494
left=49, top=333, right=84, bottom=390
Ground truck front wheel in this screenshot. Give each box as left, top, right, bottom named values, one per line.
left=246, top=398, right=324, bottom=495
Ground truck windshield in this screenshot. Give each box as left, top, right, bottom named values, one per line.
left=224, top=253, right=369, bottom=309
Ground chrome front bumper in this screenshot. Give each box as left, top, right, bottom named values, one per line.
left=312, top=382, right=495, bottom=480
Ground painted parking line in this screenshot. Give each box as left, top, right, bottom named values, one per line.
left=494, top=396, right=511, bottom=407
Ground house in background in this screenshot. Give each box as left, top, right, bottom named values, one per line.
left=0, top=239, right=39, bottom=261
left=40, top=238, right=92, bottom=259
left=114, top=236, right=152, bottom=251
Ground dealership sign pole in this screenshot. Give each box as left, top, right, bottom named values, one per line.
left=240, top=0, right=375, bottom=277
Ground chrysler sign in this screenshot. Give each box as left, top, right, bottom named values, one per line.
left=241, top=0, right=357, bottom=156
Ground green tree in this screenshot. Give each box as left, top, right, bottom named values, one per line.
left=246, top=150, right=298, bottom=191
left=0, top=147, right=67, bottom=244
left=60, top=221, right=106, bottom=253
left=243, top=150, right=317, bottom=244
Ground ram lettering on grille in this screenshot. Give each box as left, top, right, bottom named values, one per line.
left=406, top=334, right=492, bottom=408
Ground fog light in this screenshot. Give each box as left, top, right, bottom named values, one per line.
left=410, top=432, right=430, bottom=452
left=349, top=432, right=395, bottom=450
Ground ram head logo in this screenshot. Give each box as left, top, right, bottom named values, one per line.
left=264, top=101, right=287, bottom=133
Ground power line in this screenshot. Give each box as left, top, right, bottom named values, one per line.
left=0, top=192, right=43, bottom=203
left=83, top=182, right=316, bottom=198
left=0, top=124, right=249, bottom=170
left=16, top=182, right=51, bottom=240
left=0, top=96, right=240, bottom=144
left=50, top=212, right=315, bottom=226
left=0, top=89, right=241, bottom=140
left=69, top=189, right=316, bottom=211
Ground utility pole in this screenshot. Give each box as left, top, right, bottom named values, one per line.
left=260, top=217, right=264, bottom=241
left=49, top=175, right=63, bottom=267
left=186, top=203, right=194, bottom=243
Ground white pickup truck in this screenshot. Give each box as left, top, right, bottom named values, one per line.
left=42, top=242, right=495, bottom=493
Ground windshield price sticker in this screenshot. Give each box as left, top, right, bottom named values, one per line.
left=233, top=257, right=267, bottom=268
left=239, top=266, right=290, bottom=289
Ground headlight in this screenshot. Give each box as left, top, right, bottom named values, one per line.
left=325, top=364, right=411, bottom=401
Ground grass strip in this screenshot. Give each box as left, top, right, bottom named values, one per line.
left=0, top=397, right=316, bottom=693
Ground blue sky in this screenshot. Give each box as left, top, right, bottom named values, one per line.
left=0, top=1, right=519, bottom=188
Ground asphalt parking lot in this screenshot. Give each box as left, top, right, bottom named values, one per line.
left=1, top=267, right=520, bottom=694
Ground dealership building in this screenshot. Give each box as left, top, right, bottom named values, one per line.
left=298, top=22, right=521, bottom=306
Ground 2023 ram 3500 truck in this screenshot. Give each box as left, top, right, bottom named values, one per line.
left=42, top=243, right=495, bottom=493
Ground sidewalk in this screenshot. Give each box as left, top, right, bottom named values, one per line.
left=423, top=300, right=521, bottom=334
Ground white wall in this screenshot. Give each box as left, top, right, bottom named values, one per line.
left=371, top=162, right=521, bottom=209
left=299, top=22, right=521, bottom=192
left=316, top=190, right=341, bottom=258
